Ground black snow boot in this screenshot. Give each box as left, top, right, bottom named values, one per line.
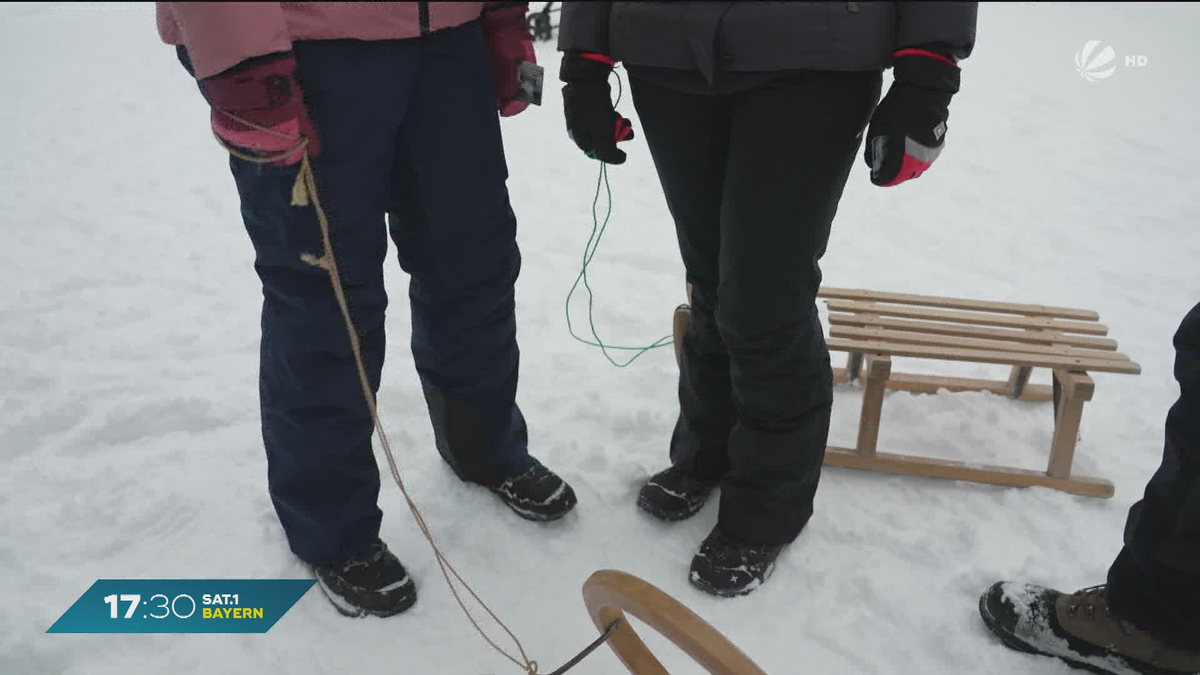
left=689, top=527, right=786, bottom=598
left=312, top=538, right=417, bottom=618
left=979, top=582, right=1200, bottom=675
left=638, top=464, right=718, bottom=521
left=483, top=456, right=577, bottom=522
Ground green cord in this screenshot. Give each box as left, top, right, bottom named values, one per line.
left=564, top=67, right=673, bottom=368
left=564, top=161, right=674, bottom=367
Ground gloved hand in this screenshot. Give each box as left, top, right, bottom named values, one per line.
left=559, top=52, right=635, bottom=164
left=199, top=52, right=319, bottom=166
left=864, top=48, right=960, bottom=187
left=481, top=2, right=536, bottom=117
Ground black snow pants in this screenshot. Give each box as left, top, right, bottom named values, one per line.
left=629, top=70, right=883, bottom=545
left=1108, top=300, right=1200, bottom=650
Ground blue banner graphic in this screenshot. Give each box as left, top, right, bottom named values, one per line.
left=46, top=579, right=316, bottom=633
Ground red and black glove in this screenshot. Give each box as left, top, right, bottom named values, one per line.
left=864, top=48, right=960, bottom=187
left=560, top=52, right=635, bottom=164
left=481, top=2, right=536, bottom=117
left=199, top=52, right=319, bottom=166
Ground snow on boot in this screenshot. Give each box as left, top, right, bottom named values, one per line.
left=637, top=464, right=718, bottom=521
left=689, top=527, right=785, bottom=598
left=979, top=582, right=1200, bottom=675
left=484, top=456, right=577, bottom=522
left=312, top=538, right=416, bottom=618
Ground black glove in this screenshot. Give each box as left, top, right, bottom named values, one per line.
left=864, top=49, right=961, bottom=186
left=560, top=52, right=635, bottom=164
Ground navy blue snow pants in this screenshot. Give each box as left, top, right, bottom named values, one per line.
left=226, top=22, right=531, bottom=566
left=1108, top=301, right=1200, bottom=650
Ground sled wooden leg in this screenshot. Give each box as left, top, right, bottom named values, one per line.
left=845, top=353, right=864, bottom=382
left=582, top=570, right=768, bottom=675
left=856, top=354, right=891, bottom=457
left=1006, top=365, right=1033, bottom=399
left=1052, top=371, right=1063, bottom=418
left=1047, top=369, right=1093, bottom=479
left=1006, top=329, right=1060, bottom=399
left=673, top=282, right=694, bottom=368
left=832, top=366, right=852, bottom=385
left=672, top=304, right=690, bottom=369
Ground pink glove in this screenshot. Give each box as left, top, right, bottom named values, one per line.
left=480, top=3, right=535, bottom=117
left=200, top=52, right=320, bottom=166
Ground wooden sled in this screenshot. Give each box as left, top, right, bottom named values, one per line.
left=672, top=285, right=1141, bottom=499
left=583, top=570, right=767, bottom=675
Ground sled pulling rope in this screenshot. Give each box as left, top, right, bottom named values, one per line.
left=211, top=112, right=766, bottom=675
left=565, top=69, right=673, bottom=368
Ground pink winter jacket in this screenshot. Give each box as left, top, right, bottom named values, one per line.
left=156, top=2, right=494, bottom=79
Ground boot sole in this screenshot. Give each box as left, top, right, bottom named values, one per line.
left=688, top=564, right=772, bottom=599
left=314, top=575, right=417, bottom=619
left=688, top=575, right=759, bottom=598
left=636, top=493, right=707, bottom=522
left=494, top=490, right=578, bottom=522
left=636, top=480, right=717, bottom=522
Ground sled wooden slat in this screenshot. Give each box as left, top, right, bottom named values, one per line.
left=827, top=313, right=1120, bottom=350
left=826, top=337, right=1142, bottom=375
left=818, top=286, right=1100, bottom=320
left=825, top=299, right=1111, bottom=335
left=672, top=283, right=1142, bottom=499
left=828, top=326, right=1133, bottom=363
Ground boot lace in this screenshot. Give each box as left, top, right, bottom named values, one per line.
left=1066, top=585, right=1136, bottom=635
left=1067, top=585, right=1110, bottom=621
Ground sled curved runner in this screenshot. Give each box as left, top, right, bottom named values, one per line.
left=582, top=570, right=768, bottom=675
left=671, top=284, right=1142, bottom=499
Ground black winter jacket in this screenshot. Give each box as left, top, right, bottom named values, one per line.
left=558, top=1, right=977, bottom=83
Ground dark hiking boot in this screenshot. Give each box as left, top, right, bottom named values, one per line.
left=483, top=456, right=577, bottom=522
left=979, top=582, right=1200, bottom=675
left=312, top=538, right=417, bottom=618
left=637, top=464, right=718, bottom=522
left=689, top=527, right=786, bottom=598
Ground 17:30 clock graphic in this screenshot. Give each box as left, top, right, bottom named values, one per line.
left=104, top=592, right=198, bottom=620
left=47, top=580, right=315, bottom=634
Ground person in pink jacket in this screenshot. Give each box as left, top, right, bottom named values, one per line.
left=157, top=2, right=576, bottom=618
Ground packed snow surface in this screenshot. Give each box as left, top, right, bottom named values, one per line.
left=2, top=3, right=1197, bottom=674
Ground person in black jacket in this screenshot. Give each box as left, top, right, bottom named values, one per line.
left=557, top=1, right=977, bottom=596
left=979, top=301, right=1200, bottom=675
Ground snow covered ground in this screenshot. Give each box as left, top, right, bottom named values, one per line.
left=3, top=2, right=1198, bottom=674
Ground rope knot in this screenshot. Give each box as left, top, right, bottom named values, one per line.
left=291, top=168, right=310, bottom=207
left=300, top=252, right=333, bottom=271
